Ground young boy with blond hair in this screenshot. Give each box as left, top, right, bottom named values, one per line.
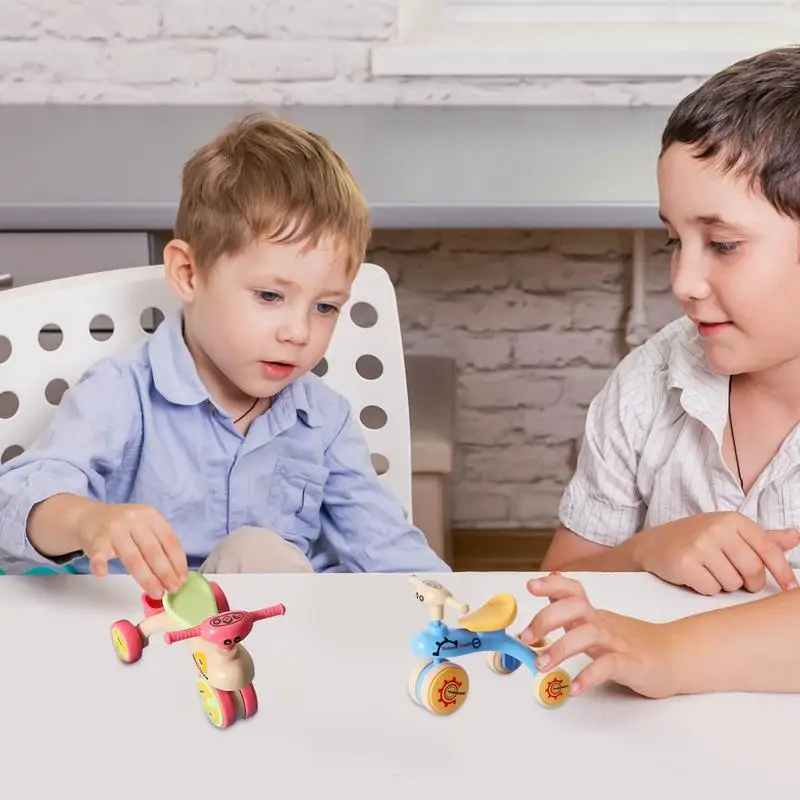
left=0, top=112, right=449, bottom=597
left=524, top=46, right=800, bottom=699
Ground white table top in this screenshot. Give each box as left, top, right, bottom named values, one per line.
left=3, top=570, right=793, bottom=799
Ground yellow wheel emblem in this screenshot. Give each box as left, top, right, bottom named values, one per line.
left=197, top=678, right=222, bottom=727
left=112, top=627, right=128, bottom=660
left=424, top=663, right=469, bottom=715
left=193, top=651, right=208, bottom=679
left=537, top=669, right=571, bottom=707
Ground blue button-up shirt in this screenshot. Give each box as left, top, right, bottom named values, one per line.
left=0, top=311, right=450, bottom=575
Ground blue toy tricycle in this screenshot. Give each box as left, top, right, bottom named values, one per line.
left=407, top=575, right=571, bottom=715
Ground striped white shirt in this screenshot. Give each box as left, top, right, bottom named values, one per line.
left=558, top=315, right=800, bottom=565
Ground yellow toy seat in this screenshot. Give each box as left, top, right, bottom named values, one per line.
left=458, top=594, right=517, bottom=632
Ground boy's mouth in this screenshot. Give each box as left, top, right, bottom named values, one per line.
left=261, top=361, right=295, bottom=379
left=695, top=320, right=732, bottom=337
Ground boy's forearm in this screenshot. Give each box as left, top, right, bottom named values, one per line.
left=26, top=493, right=94, bottom=558
left=544, top=535, right=645, bottom=572
left=665, top=587, right=800, bottom=695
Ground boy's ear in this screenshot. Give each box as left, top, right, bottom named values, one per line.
left=164, top=239, right=201, bottom=302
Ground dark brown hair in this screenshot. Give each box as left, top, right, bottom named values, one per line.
left=661, top=46, right=800, bottom=219
left=174, top=112, right=371, bottom=273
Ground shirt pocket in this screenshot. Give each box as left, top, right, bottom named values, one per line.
left=269, top=456, right=330, bottom=535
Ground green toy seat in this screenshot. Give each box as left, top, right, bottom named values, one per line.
left=162, top=572, right=219, bottom=629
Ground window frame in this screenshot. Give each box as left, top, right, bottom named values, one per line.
left=372, top=0, right=800, bottom=79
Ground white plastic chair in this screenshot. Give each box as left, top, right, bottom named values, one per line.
left=0, top=262, right=413, bottom=520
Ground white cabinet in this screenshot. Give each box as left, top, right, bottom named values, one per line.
left=0, top=232, right=151, bottom=290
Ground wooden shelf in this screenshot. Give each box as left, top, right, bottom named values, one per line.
left=452, top=528, right=554, bottom=572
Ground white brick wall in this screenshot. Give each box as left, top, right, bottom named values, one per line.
left=4, top=1, right=686, bottom=528
left=0, top=0, right=703, bottom=104
left=368, top=229, right=681, bottom=528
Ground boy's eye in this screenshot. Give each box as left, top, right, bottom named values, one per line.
left=664, top=236, right=680, bottom=250
left=316, top=303, right=339, bottom=315
left=710, top=240, right=740, bottom=254
left=257, top=290, right=281, bottom=303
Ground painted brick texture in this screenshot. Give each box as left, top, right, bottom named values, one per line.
left=0, top=0, right=701, bottom=104
left=367, top=229, right=680, bottom=528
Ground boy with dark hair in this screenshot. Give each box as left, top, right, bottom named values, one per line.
left=544, top=46, right=800, bottom=598
left=527, top=47, right=800, bottom=699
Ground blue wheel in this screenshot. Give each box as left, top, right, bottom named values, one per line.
left=486, top=651, right=521, bottom=675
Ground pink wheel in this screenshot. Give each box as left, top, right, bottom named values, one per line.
left=209, top=581, right=229, bottom=612
left=110, top=620, right=144, bottom=664
left=197, top=677, right=237, bottom=729
left=239, top=683, right=258, bottom=719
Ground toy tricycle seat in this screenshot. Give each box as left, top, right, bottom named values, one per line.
left=163, top=572, right=220, bottom=628
left=458, top=594, right=518, bottom=632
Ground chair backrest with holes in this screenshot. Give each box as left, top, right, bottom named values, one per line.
left=0, top=262, right=413, bottom=520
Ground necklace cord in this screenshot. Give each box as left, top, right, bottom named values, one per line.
left=234, top=397, right=259, bottom=424
left=728, top=378, right=744, bottom=489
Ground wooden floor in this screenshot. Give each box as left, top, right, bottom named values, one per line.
left=451, top=528, right=555, bottom=572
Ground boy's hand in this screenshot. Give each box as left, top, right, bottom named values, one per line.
left=633, top=512, right=799, bottom=595
left=77, top=502, right=188, bottom=598
left=523, top=573, right=677, bottom=699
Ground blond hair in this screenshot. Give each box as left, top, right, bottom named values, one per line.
left=173, top=112, right=371, bottom=273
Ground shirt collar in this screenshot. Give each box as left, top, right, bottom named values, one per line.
left=148, top=310, right=210, bottom=406
left=666, top=316, right=729, bottom=444
left=283, top=376, right=324, bottom=429
left=148, top=310, right=324, bottom=428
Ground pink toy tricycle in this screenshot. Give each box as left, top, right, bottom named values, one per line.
left=110, top=572, right=285, bottom=729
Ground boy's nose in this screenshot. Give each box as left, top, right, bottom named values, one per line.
left=277, top=316, right=310, bottom=344
left=671, top=257, right=711, bottom=302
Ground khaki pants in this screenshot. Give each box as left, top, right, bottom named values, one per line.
left=199, top=527, right=315, bottom=574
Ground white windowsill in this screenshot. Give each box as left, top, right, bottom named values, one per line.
left=371, top=21, right=800, bottom=79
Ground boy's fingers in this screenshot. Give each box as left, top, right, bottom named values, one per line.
left=719, top=537, right=767, bottom=593
left=112, top=532, right=163, bottom=598
left=685, top=564, right=723, bottom=596
left=702, top=548, right=750, bottom=593
left=767, top=527, right=800, bottom=552
left=88, top=540, right=115, bottom=577
left=535, top=621, right=613, bottom=671
left=749, top=531, right=798, bottom=590
left=131, top=527, right=182, bottom=594
left=527, top=573, right=587, bottom=603
left=571, top=653, right=622, bottom=696
left=149, top=513, right=188, bottom=579
left=521, top=596, right=593, bottom=644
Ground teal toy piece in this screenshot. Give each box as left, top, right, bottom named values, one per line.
left=0, top=563, right=77, bottom=576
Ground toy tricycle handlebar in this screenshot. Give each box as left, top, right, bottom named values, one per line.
left=164, top=603, right=286, bottom=649
left=445, top=596, right=469, bottom=614
left=408, top=575, right=468, bottom=618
